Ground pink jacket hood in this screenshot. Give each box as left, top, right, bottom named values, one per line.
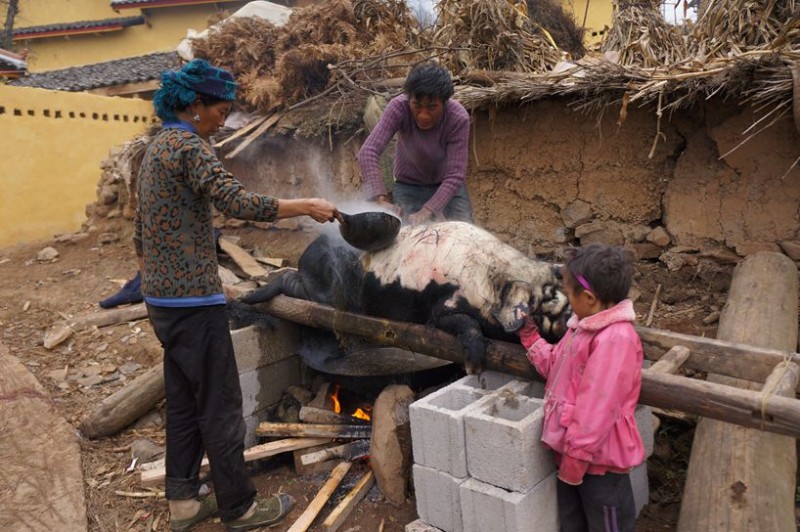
left=526, top=299, right=645, bottom=478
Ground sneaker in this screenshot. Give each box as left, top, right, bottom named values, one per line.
left=99, top=271, right=143, bottom=308
left=170, top=495, right=218, bottom=532
left=226, top=494, right=295, bottom=531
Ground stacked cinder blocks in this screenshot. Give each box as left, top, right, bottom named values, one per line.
left=409, top=371, right=654, bottom=532
left=229, top=322, right=302, bottom=446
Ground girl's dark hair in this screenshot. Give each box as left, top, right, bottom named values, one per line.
left=564, top=243, right=634, bottom=305
left=403, top=62, right=455, bottom=101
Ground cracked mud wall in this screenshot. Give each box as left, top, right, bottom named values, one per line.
left=223, top=97, right=799, bottom=258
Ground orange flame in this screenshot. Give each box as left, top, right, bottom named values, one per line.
left=329, top=384, right=372, bottom=421
left=330, top=384, right=342, bottom=414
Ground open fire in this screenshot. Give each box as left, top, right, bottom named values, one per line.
left=329, top=383, right=373, bottom=422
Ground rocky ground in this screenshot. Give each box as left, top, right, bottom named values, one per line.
left=0, top=214, right=741, bottom=531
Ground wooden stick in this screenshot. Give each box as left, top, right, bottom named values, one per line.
left=645, top=283, right=662, bottom=327
left=44, top=303, right=148, bottom=349
left=299, top=406, right=370, bottom=425
left=140, top=438, right=329, bottom=486
left=300, top=440, right=370, bottom=466
left=218, top=238, right=269, bottom=279
left=286, top=461, right=352, bottom=532
left=256, top=422, right=371, bottom=440
left=213, top=113, right=271, bottom=149
left=224, top=112, right=282, bottom=160
left=320, top=470, right=375, bottom=532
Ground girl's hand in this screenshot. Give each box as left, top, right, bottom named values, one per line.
left=518, top=316, right=541, bottom=350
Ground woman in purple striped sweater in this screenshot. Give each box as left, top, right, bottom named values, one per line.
left=358, top=62, right=474, bottom=225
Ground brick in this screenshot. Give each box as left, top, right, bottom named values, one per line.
left=413, top=464, right=466, bottom=532
left=465, top=393, right=555, bottom=492
left=459, top=474, right=558, bottom=532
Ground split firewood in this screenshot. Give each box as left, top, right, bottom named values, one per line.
left=299, top=406, right=370, bottom=425
left=140, top=437, right=330, bottom=486
left=320, top=470, right=375, bottom=532
left=256, top=422, right=371, bottom=440
left=286, top=461, right=352, bottom=532
left=253, top=256, right=288, bottom=268
left=300, top=440, right=370, bottom=466
left=43, top=303, right=148, bottom=349
left=217, top=237, right=268, bottom=279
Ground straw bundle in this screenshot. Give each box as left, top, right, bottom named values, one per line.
left=434, top=0, right=561, bottom=73
left=525, top=0, right=586, bottom=59
left=191, top=16, right=281, bottom=80
left=601, top=0, right=689, bottom=68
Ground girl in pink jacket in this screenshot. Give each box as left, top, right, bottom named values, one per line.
left=518, top=243, right=644, bottom=532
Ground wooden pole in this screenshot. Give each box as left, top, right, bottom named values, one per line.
left=256, top=422, right=371, bottom=440
left=254, top=296, right=800, bottom=438
left=287, top=461, right=352, bottom=532
left=678, top=252, right=799, bottom=531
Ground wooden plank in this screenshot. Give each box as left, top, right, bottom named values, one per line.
left=140, top=437, right=329, bottom=486
left=646, top=345, right=690, bottom=374
left=286, top=461, right=352, bottom=532
left=293, top=442, right=342, bottom=476
left=678, top=252, right=799, bottom=532
left=217, top=238, right=268, bottom=279
left=320, top=470, right=375, bottom=532
left=255, top=295, right=800, bottom=437
left=300, top=440, right=370, bottom=466
left=256, top=422, right=371, bottom=440
left=254, top=256, right=288, bottom=268
left=213, top=113, right=271, bottom=149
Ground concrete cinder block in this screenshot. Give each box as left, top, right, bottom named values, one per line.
left=230, top=322, right=300, bottom=372
left=413, top=464, right=466, bottom=532
left=465, top=393, right=555, bottom=492
left=410, top=385, right=487, bottom=477
left=239, top=355, right=301, bottom=418
left=459, top=474, right=558, bottom=532
left=504, top=378, right=546, bottom=400
left=455, top=371, right=519, bottom=392
left=405, top=519, right=444, bottom=532
left=636, top=405, right=654, bottom=458
left=631, top=461, right=649, bottom=517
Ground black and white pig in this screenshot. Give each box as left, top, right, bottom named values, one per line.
left=239, top=221, right=571, bottom=373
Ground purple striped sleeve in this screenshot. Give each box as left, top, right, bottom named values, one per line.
left=358, top=98, right=405, bottom=200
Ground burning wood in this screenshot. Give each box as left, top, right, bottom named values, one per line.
left=300, top=406, right=370, bottom=425
left=256, top=422, right=371, bottom=439
left=300, top=440, right=370, bottom=466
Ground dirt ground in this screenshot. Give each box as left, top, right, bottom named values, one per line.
left=0, top=213, right=750, bottom=532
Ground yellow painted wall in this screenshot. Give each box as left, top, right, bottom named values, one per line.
left=558, top=0, right=614, bottom=44
left=0, top=85, right=156, bottom=247
left=17, top=1, right=247, bottom=71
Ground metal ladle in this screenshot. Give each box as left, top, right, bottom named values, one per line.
left=338, top=211, right=401, bottom=251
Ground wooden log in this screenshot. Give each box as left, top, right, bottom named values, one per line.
left=300, top=440, right=370, bottom=466
left=256, top=422, right=371, bottom=440
left=678, top=252, right=799, bottom=532
left=320, top=470, right=375, bottom=532
left=140, top=437, right=330, bottom=486
left=646, top=345, right=690, bottom=374
left=286, top=461, right=352, bottom=532
left=293, top=442, right=342, bottom=476
left=255, top=296, right=800, bottom=438
left=79, top=358, right=164, bottom=439
left=299, top=406, right=370, bottom=425
left=44, top=303, right=148, bottom=349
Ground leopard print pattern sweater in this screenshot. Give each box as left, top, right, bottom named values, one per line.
left=134, top=127, right=279, bottom=299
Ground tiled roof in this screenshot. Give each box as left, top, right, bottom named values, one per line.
left=13, top=16, right=145, bottom=40
left=8, top=51, right=181, bottom=91
left=111, top=0, right=241, bottom=8
left=0, top=48, right=27, bottom=77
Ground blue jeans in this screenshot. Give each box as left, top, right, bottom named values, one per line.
left=392, top=182, right=474, bottom=223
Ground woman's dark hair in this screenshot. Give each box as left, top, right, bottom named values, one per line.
left=403, top=62, right=455, bottom=101
left=563, top=243, right=634, bottom=305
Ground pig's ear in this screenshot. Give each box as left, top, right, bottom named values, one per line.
left=491, top=280, right=531, bottom=332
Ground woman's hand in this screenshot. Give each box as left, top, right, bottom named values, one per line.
left=407, top=207, right=433, bottom=226
left=374, top=195, right=402, bottom=217
left=305, top=198, right=341, bottom=223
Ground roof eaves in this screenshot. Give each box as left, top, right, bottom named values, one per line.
left=12, top=16, right=145, bottom=41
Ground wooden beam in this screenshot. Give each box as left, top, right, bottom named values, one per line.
left=287, top=461, right=352, bottom=532
left=646, top=345, right=691, bottom=374
left=256, top=422, right=371, bottom=440
left=320, top=470, right=375, bottom=532
left=140, top=437, right=329, bottom=486
left=254, top=295, right=800, bottom=438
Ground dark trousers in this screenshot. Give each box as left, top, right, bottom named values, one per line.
left=147, top=303, right=256, bottom=522
left=557, top=472, right=636, bottom=532
left=392, top=182, right=474, bottom=223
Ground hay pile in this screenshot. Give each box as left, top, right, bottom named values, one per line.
left=600, top=0, right=688, bottom=67
left=434, top=0, right=562, bottom=72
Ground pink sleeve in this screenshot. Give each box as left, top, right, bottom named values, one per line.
left=525, top=334, right=559, bottom=379
left=562, top=326, right=642, bottom=461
